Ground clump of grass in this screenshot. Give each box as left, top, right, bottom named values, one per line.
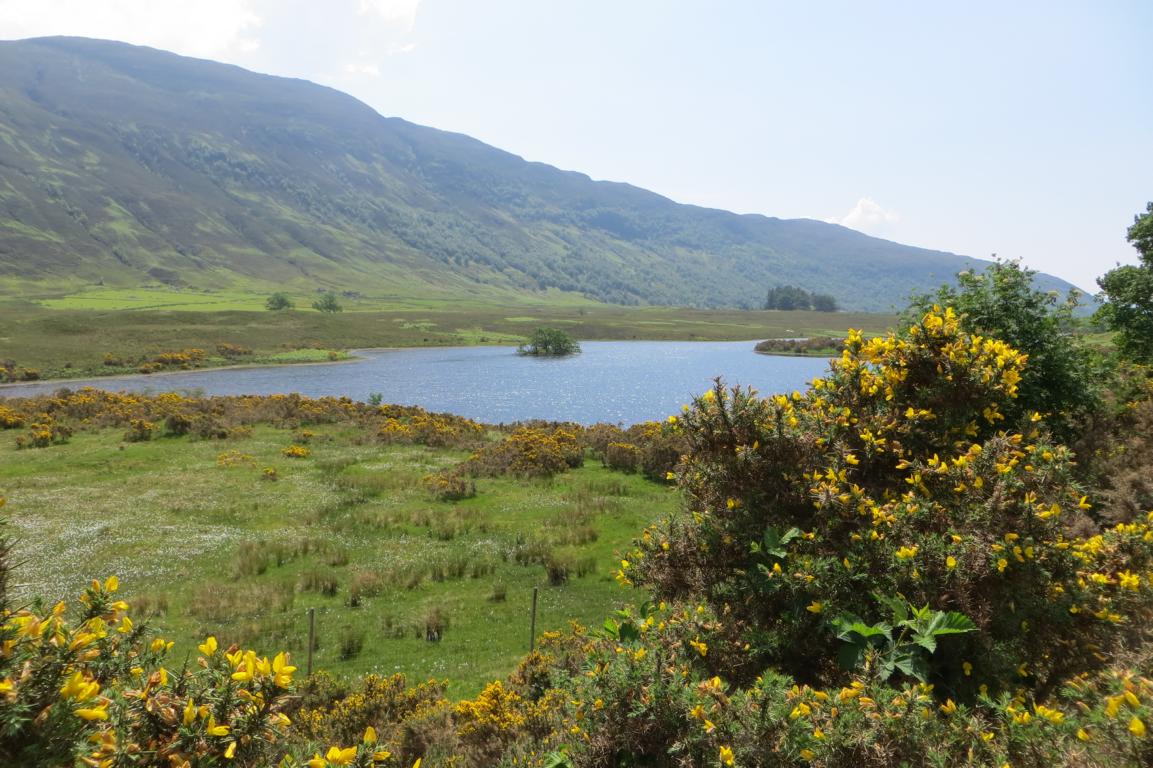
left=429, top=552, right=471, bottom=583
left=513, top=536, right=553, bottom=567
left=338, top=626, right=365, bottom=660
left=298, top=568, right=339, bottom=597
left=347, top=570, right=385, bottom=607
left=325, top=547, right=350, bottom=567
left=380, top=613, right=407, bottom=640
left=421, top=605, right=450, bottom=642
left=545, top=552, right=574, bottom=586
left=335, top=470, right=419, bottom=497
left=488, top=581, right=507, bottom=603
left=469, top=558, right=496, bottom=579
left=131, top=592, right=169, bottom=618
left=574, top=555, right=596, bottom=578
left=187, top=582, right=294, bottom=622
left=231, top=538, right=329, bottom=578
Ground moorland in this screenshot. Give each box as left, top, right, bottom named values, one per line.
left=1, top=32, right=1151, bottom=768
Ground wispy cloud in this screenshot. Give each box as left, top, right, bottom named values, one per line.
left=826, top=197, right=901, bottom=238
left=357, top=0, right=422, bottom=32
left=0, top=0, right=263, bottom=59
left=344, top=61, right=381, bottom=77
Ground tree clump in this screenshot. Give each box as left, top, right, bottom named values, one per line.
left=764, top=284, right=838, bottom=311
left=312, top=292, right=343, bottom=313
left=265, top=292, right=295, bottom=310
left=1096, top=201, right=1153, bottom=364
left=516, top=327, right=580, bottom=356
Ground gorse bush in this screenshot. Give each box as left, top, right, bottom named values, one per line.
left=0, top=576, right=301, bottom=766
left=0, top=389, right=487, bottom=452
left=461, top=424, right=583, bottom=479
left=423, top=471, right=476, bottom=501
left=904, top=260, right=1101, bottom=441
left=585, top=420, right=686, bottom=481
left=0, top=405, right=25, bottom=429
left=628, top=307, right=1151, bottom=700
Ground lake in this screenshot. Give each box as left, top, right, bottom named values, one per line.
left=0, top=341, right=832, bottom=425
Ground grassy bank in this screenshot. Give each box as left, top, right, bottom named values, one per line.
left=0, top=298, right=893, bottom=382
left=0, top=413, right=677, bottom=696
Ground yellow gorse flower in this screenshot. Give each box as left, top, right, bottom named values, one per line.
left=206, top=714, right=230, bottom=737
left=74, top=703, right=109, bottom=721
left=198, top=636, right=218, bottom=657
left=894, top=546, right=918, bottom=561
left=60, top=670, right=100, bottom=702
left=325, top=746, right=358, bottom=765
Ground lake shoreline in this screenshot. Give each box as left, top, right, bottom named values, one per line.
left=0, top=354, right=365, bottom=393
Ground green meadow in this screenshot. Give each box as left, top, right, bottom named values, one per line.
left=0, top=292, right=893, bottom=382
left=0, top=418, right=677, bottom=696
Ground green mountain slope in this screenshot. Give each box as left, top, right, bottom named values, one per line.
left=0, top=37, right=1080, bottom=310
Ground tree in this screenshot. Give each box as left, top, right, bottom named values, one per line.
left=764, top=285, right=812, bottom=311
left=1095, top=202, right=1153, bottom=363
left=312, top=292, right=343, bottom=313
left=903, top=259, right=1100, bottom=440
left=811, top=293, right=838, bottom=312
left=265, top=292, right=295, bottom=311
left=516, top=327, right=580, bottom=356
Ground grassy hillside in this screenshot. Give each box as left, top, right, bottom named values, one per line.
left=0, top=37, right=1082, bottom=312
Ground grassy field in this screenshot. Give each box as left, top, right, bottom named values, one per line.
left=0, top=296, right=894, bottom=381
left=0, top=418, right=677, bottom=696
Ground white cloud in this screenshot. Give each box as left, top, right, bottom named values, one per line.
left=356, top=0, right=422, bottom=32
left=0, top=0, right=263, bottom=59
left=389, top=41, right=418, bottom=55
left=827, top=197, right=901, bottom=238
left=344, top=61, right=381, bottom=77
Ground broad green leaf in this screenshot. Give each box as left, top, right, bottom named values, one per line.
left=837, top=642, right=864, bottom=671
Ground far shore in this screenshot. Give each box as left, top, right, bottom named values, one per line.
left=2, top=338, right=789, bottom=392
left=0, top=353, right=365, bottom=393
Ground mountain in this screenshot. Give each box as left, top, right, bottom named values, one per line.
left=0, top=37, right=1081, bottom=311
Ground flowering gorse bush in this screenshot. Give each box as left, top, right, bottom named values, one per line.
left=0, top=569, right=440, bottom=767
left=0, top=576, right=300, bottom=766
left=0, top=390, right=487, bottom=451
left=624, top=307, right=1153, bottom=700
left=461, top=424, right=583, bottom=479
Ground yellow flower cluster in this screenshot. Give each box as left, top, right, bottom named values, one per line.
left=1, top=576, right=299, bottom=767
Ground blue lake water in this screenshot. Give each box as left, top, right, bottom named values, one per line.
left=0, top=342, right=833, bottom=425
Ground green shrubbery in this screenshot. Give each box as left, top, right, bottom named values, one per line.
left=1096, top=202, right=1153, bottom=364
left=527, top=308, right=1153, bottom=767
left=516, top=327, right=580, bottom=356
left=904, top=259, right=1101, bottom=440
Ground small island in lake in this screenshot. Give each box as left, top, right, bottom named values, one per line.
left=754, top=336, right=844, bottom=357
left=517, top=326, right=581, bottom=356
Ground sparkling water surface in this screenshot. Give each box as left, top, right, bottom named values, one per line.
left=0, top=341, right=832, bottom=425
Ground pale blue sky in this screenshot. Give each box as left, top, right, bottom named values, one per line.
left=2, top=0, right=1149, bottom=291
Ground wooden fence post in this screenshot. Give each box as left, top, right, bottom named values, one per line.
left=306, top=607, right=316, bottom=677
left=529, top=587, right=539, bottom=652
